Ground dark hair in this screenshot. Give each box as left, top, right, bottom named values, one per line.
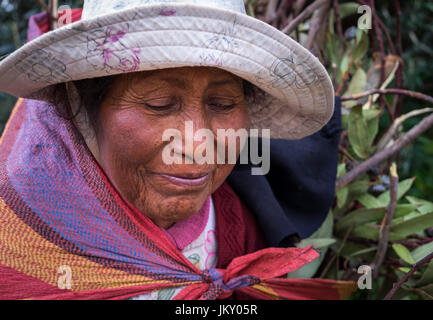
left=58, top=73, right=265, bottom=130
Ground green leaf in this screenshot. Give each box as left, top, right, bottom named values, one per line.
left=353, top=30, right=369, bottom=63
left=326, top=32, right=341, bottom=66
left=336, top=186, right=349, bottom=209
left=357, top=193, right=384, bottom=208
left=365, top=109, right=380, bottom=147
left=363, top=109, right=381, bottom=121
left=343, top=68, right=367, bottom=108
left=357, top=178, right=416, bottom=208
left=335, top=207, right=386, bottom=231
left=347, top=246, right=378, bottom=258
left=351, top=224, right=380, bottom=241
left=335, top=205, right=418, bottom=232
left=297, top=238, right=336, bottom=249
left=406, top=196, right=433, bottom=214
left=348, top=105, right=373, bottom=158
left=337, top=163, right=346, bottom=178
left=335, top=167, right=348, bottom=209
left=339, top=2, right=360, bottom=19
left=328, top=9, right=335, bottom=34
left=377, top=178, right=415, bottom=204
left=338, top=51, right=350, bottom=83
left=391, top=211, right=433, bottom=237
left=395, top=204, right=420, bottom=218
left=393, top=244, right=416, bottom=265
left=330, top=240, right=374, bottom=260
left=351, top=224, right=403, bottom=241
left=417, top=283, right=433, bottom=297
left=412, top=241, right=433, bottom=262
left=416, top=260, right=433, bottom=288
left=312, top=211, right=334, bottom=240
left=348, top=177, right=370, bottom=196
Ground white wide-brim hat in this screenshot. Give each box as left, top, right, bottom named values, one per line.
left=0, top=0, right=334, bottom=140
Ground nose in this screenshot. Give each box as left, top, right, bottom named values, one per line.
left=183, top=107, right=213, bottom=164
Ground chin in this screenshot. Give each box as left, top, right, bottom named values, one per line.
left=141, top=192, right=210, bottom=228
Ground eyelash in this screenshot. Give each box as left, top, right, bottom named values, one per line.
left=208, top=103, right=236, bottom=111
left=142, top=102, right=237, bottom=113
left=143, top=103, right=177, bottom=112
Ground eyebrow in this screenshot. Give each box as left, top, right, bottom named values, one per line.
left=207, top=79, right=242, bottom=88
left=145, top=77, right=241, bottom=89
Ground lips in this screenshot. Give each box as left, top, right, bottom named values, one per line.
left=147, top=170, right=212, bottom=190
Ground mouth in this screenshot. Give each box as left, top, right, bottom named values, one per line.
left=147, top=170, right=212, bottom=190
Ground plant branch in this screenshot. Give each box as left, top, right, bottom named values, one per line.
left=384, top=251, right=433, bottom=300
left=370, top=0, right=387, bottom=112
left=340, top=88, right=433, bottom=105
left=358, top=0, right=396, bottom=55
left=337, top=111, right=433, bottom=189
left=333, top=0, right=345, bottom=55
left=394, top=0, right=404, bottom=115
left=265, top=0, right=279, bottom=22
left=305, top=0, right=330, bottom=51
left=371, top=163, right=398, bottom=278
left=282, top=0, right=329, bottom=35
left=319, top=225, right=353, bottom=278
left=36, top=0, right=49, bottom=12
left=376, top=108, right=433, bottom=152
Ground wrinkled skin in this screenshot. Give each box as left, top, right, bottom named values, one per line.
left=96, top=67, right=249, bottom=228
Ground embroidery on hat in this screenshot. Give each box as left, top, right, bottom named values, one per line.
left=255, top=55, right=320, bottom=90
left=85, top=23, right=141, bottom=73
left=15, top=49, right=72, bottom=84
left=199, top=17, right=238, bottom=67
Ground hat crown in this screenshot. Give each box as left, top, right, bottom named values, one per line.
left=82, top=0, right=247, bottom=19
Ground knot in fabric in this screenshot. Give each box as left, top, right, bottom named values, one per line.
left=201, top=268, right=261, bottom=299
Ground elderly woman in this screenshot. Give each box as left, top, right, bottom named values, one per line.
left=0, top=0, right=354, bottom=300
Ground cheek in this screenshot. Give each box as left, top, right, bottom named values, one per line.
left=211, top=164, right=235, bottom=193
left=215, top=107, right=249, bottom=131
left=209, top=107, right=249, bottom=192
left=99, top=109, right=165, bottom=165
left=96, top=108, right=172, bottom=200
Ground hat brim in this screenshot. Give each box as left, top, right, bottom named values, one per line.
left=0, top=3, right=334, bottom=140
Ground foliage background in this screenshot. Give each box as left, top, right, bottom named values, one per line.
left=0, top=0, right=432, bottom=299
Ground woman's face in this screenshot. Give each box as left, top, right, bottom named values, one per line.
left=96, top=67, right=249, bottom=228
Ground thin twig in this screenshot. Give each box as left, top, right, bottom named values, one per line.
left=358, top=0, right=396, bottom=55
left=265, top=0, right=279, bottom=22
left=336, top=111, right=433, bottom=189
left=333, top=0, right=345, bottom=55
left=408, top=287, right=433, bottom=300
left=371, top=163, right=398, bottom=278
left=319, top=225, right=354, bottom=278
left=370, top=0, right=387, bottom=113
left=49, top=0, right=59, bottom=30
left=277, top=0, right=291, bottom=30
left=394, top=0, right=404, bottom=116
left=340, top=88, right=433, bottom=105
left=287, top=0, right=307, bottom=25
left=282, top=0, right=329, bottom=35
left=305, top=0, right=330, bottom=51
left=376, top=108, right=433, bottom=152
left=37, top=0, right=49, bottom=12
left=384, top=251, right=433, bottom=300
left=339, top=145, right=356, bottom=162
left=335, top=57, right=353, bottom=96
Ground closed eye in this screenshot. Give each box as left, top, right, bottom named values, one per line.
left=143, top=103, right=176, bottom=111
left=207, top=103, right=236, bottom=111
